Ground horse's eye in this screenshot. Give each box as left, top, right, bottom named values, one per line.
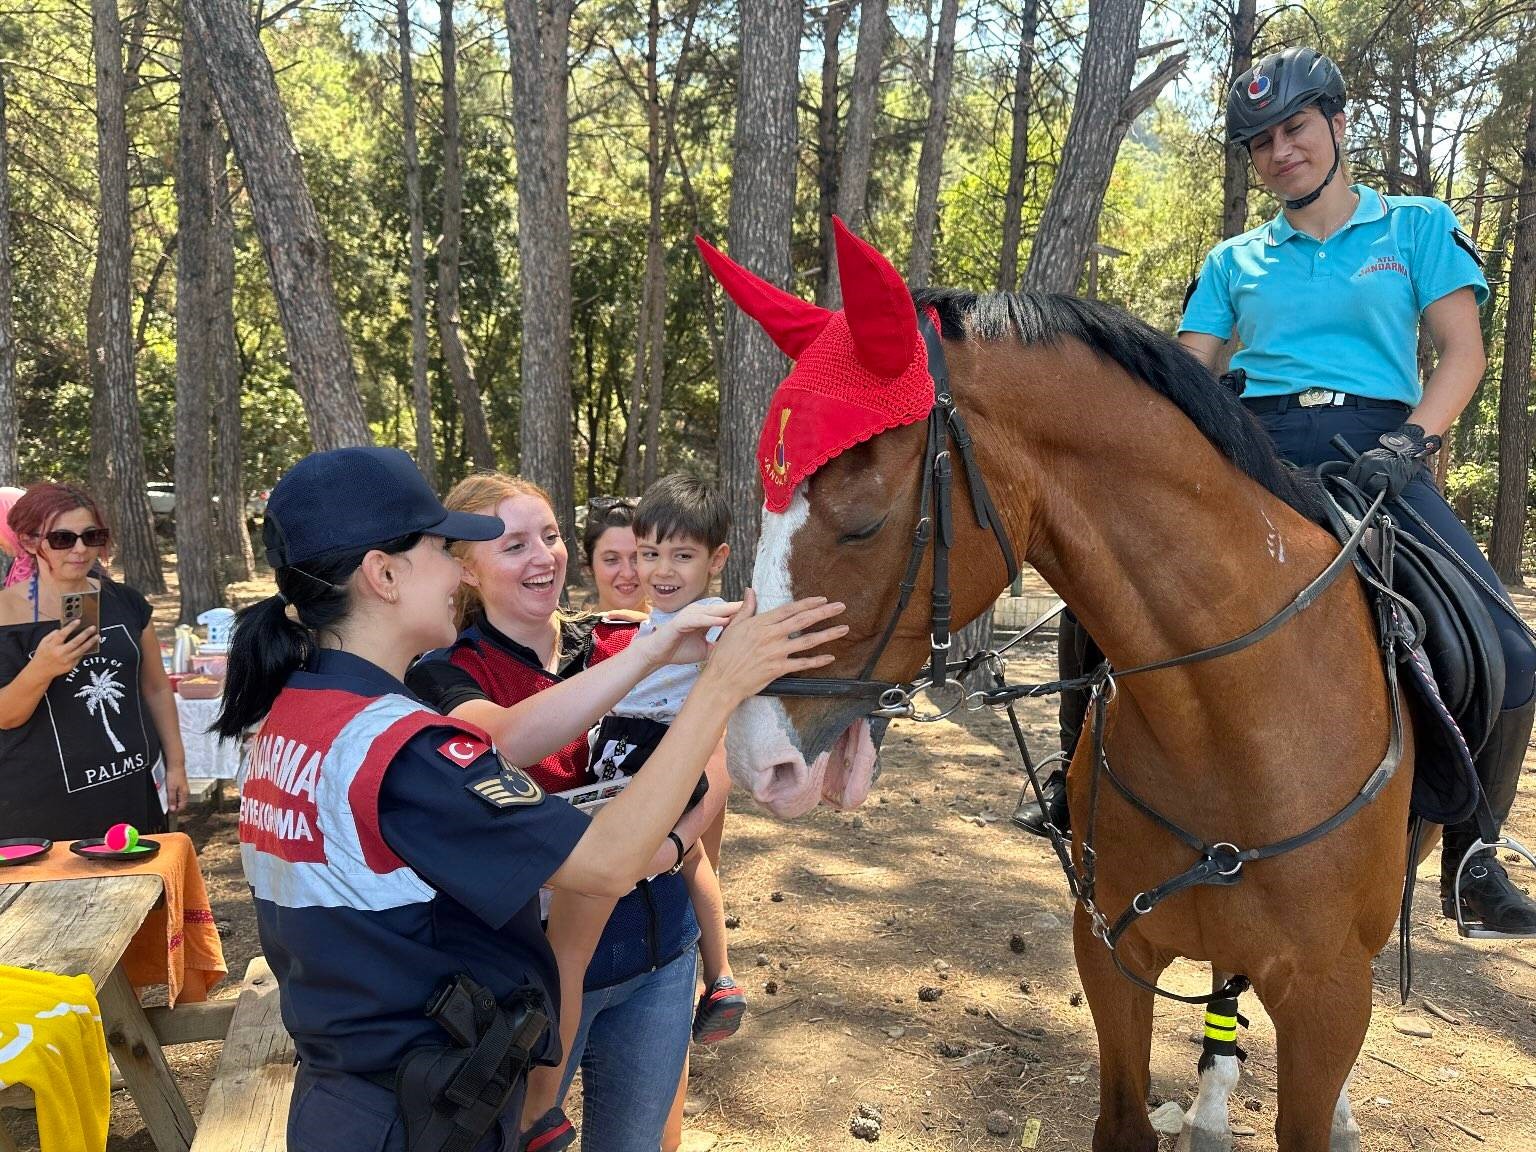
left=838, top=516, right=887, bottom=545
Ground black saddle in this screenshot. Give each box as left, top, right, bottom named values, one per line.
left=1324, top=479, right=1493, bottom=825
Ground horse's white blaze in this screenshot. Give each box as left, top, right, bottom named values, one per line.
left=726, top=491, right=827, bottom=816
left=1175, top=1054, right=1239, bottom=1152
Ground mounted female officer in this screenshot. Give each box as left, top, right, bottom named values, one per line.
left=214, top=447, right=846, bottom=1150
left=1017, top=47, right=1536, bottom=939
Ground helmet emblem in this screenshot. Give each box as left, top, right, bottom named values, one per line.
left=770, top=406, right=791, bottom=481
left=1247, top=74, right=1272, bottom=102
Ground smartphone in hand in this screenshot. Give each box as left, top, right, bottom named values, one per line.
left=61, top=589, right=101, bottom=655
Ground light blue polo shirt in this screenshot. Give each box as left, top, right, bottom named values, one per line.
left=1179, top=185, right=1488, bottom=403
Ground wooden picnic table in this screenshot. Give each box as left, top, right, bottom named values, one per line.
left=0, top=874, right=197, bottom=1152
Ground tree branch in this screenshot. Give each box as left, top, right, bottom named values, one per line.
left=1120, top=51, right=1188, bottom=125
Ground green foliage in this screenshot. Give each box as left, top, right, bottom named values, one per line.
left=2, top=0, right=1532, bottom=548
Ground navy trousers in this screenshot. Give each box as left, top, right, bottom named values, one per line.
left=286, top=1064, right=524, bottom=1152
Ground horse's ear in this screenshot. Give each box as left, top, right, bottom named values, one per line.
left=832, top=216, right=918, bottom=378
left=694, top=236, right=831, bottom=359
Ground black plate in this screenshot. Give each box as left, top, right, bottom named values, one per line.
left=0, top=837, right=52, bottom=867
left=69, top=836, right=162, bottom=863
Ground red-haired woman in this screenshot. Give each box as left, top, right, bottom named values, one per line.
left=0, top=483, right=188, bottom=839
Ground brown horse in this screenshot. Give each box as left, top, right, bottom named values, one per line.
left=716, top=223, right=1413, bottom=1152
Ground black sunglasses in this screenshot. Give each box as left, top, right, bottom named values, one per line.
left=43, top=528, right=111, bottom=550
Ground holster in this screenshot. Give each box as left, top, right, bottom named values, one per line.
left=395, top=975, right=549, bottom=1152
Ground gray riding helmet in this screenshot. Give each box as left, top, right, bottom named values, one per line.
left=1226, top=47, right=1345, bottom=145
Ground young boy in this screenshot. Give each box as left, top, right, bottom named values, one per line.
left=521, top=475, right=745, bottom=1150
left=593, top=474, right=744, bottom=1040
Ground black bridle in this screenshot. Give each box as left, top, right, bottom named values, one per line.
left=762, top=312, right=1020, bottom=714
left=755, top=318, right=1411, bottom=1006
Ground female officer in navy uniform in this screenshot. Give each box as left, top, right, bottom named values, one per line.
left=1019, top=47, right=1536, bottom=939
left=214, top=447, right=846, bottom=1151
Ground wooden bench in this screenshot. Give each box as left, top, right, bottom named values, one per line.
left=188, top=956, right=295, bottom=1152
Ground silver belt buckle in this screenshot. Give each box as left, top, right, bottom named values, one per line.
left=1297, top=388, right=1338, bottom=408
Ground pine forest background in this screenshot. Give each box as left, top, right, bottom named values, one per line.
left=1, top=0, right=1535, bottom=621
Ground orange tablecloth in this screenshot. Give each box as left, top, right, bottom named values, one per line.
left=1, top=832, right=228, bottom=1005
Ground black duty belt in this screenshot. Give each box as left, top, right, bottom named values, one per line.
left=1243, top=391, right=1410, bottom=415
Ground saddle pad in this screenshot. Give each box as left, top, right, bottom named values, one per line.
left=1327, top=482, right=1504, bottom=755
left=1323, top=480, right=1489, bottom=825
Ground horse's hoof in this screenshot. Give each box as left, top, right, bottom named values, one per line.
left=1329, top=1117, right=1361, bottom=1152
left=1174, top=1119, right=1233, bottom=1152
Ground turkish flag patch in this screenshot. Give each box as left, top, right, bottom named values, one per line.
left=437, top=735, right=491, bottom=768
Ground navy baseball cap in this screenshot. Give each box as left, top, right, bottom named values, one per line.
left=263, top=447, right=503, bottom=568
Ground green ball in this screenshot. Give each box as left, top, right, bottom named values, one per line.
left=105, top=823, right=139, bottom=852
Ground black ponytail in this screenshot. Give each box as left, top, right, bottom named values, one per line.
left=213, top=533, right=423, bottom=739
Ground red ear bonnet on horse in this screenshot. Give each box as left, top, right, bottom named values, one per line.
left=695, top=220, right=936, bottom=513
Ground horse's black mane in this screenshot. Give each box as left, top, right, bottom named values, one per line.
left=913, top=287, right=1324, bottom=521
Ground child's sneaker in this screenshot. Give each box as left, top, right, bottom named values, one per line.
left=692, top=976, right=747, bottom=1044
left=521, top=1107, right=575, bottom=1152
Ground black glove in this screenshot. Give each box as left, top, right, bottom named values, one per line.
left=1345, top=423, right=1439, bottom=500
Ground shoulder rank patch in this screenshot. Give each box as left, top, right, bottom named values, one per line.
left=466, top=755, right=545, bottom=809
left=1451, top=227, right=1484, bottom=266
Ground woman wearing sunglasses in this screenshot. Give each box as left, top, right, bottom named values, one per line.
left=0, top=482, right=188, bottom=839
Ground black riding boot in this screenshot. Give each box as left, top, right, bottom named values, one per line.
left=1440, top=698, right=1536, bottom=937
left=1013, top=612, right=1097, bottom=838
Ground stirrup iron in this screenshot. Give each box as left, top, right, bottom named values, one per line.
left=1451, top=834, right=1536, bottom=939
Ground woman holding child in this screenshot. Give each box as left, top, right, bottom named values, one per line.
left=407, top=472, right=744, bottom=1152
left=224, top=447, right=843, bottom=1149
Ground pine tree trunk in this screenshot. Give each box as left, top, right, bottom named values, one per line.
left=996, top=0, right=1038, bottom=292
left=436, top=0, right=495, bottom=471
left=0, top=62, right=15, bottom=487
left=1219, top=0, right=1256, bottom=239
left=827, top=0, right=886, bottom=307
left=815, top=2, right=845, bottom=307
left=641, top=243, right=665, bottom=489
left=719, top=0, right=800, bottom=598
left=1489, top=91, right=1536, bottom=585
left=624, top=268, right=649, bottom=496
left=210, top=138, right=253, bottom=583
left=639, top=0, right=669, bottom=491
left=907, top=0, right=958, bottom=286
left=1022, top=0, right=1185, bottom=294
left=188, top=0, right=370, bottom=450
left=92, top=0, right=163, bottom=593
left=505, top=0, right=575, bottom=546
left=624, top=0, right=663, bottom=496
left=174, top=17, right=221, bottom=619
left=87, top=267, right=115, bottom=510
left=398, top=0, right=435, bottom=481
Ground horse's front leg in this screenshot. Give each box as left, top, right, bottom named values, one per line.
left=1174, top=969, right=1243, bottom=1152
left=1075, top=909, right=1159, bottom=1152
left=1261, top=952, right=1373, bottom=1152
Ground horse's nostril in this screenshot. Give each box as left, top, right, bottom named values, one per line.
left=768, top=761, right=803, bottom=792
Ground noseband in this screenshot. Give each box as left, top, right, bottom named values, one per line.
left=761, top=312, right=1021, bottom=716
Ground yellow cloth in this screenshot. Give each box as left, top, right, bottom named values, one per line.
left=0, top=965, right=109, bottom=1152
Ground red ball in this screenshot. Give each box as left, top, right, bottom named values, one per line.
left=104, top=823, right=139, bottom=852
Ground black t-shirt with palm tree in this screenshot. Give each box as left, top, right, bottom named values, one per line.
left=0, top=579, right=165, bottom=841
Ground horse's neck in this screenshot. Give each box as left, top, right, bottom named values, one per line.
left=977, top=368, right=1338, bottom=685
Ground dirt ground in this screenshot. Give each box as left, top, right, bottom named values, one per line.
left=4, top=567, right=1535, bottom=1151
